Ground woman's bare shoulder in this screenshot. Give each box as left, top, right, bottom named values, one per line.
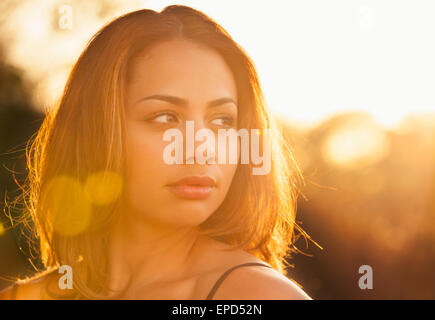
left=195, top=237, right=312, bottom=300
left=0, top=279, right=43, bottom=300
left=0, top=285, right=14, bottom=300
left=211, top=264, right=312, bottom=300
left=0, top=269, right=58, bottom=300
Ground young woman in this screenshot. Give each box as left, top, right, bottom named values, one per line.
left=0, top=5, right=311, bottom=300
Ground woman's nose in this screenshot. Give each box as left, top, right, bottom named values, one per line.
left=183, top=118, right=217, bottom=165
left=186, top=150, right=216, bottom=165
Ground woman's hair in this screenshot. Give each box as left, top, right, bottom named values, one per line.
left=16, top=5, right=310, bottom=299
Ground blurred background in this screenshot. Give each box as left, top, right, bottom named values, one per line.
left=0, top=0, right=434, bottom=299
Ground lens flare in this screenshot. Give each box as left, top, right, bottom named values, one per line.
left=84, top=171, right=123, bottom=206
left=46, top=175, right=92, bottom=236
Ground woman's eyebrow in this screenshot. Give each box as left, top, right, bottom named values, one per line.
left=135, top=94, right=237, bottom=109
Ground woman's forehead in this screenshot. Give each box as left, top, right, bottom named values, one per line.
left=126, top=40, right=238, bottom=101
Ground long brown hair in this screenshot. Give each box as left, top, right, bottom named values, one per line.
left=18, top=5, right=311, bottom=299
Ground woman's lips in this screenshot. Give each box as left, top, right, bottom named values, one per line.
left=167, top=185, right=214, bottom=200
left=166, top=176, right=216, bottom=200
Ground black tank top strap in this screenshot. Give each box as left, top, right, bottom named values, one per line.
left=205, top=262, right=272, bottom=300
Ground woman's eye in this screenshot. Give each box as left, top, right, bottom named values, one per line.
left=210, top=116, right=236, bottom=128
left=148, top=112, right=178, bottom=124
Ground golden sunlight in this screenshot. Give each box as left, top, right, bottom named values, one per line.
left=322, top=118, right=390, bottom=168
left=1, top=1, right=433, bottom=127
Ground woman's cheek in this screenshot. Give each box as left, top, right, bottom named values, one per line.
left=124, top=129, right=162, bottom=187
left=130, top=134, right=166, bottom=182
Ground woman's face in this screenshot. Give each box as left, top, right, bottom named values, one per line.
left=123, top=39, right=239, bottom=228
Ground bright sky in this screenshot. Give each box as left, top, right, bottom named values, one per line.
left=2, top=0, right=434, bottom=128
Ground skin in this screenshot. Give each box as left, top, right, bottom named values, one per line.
left=0, top=39, right=311, bottom=300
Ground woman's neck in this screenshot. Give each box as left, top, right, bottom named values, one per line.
left=107, top=214, right=202, bottom=296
